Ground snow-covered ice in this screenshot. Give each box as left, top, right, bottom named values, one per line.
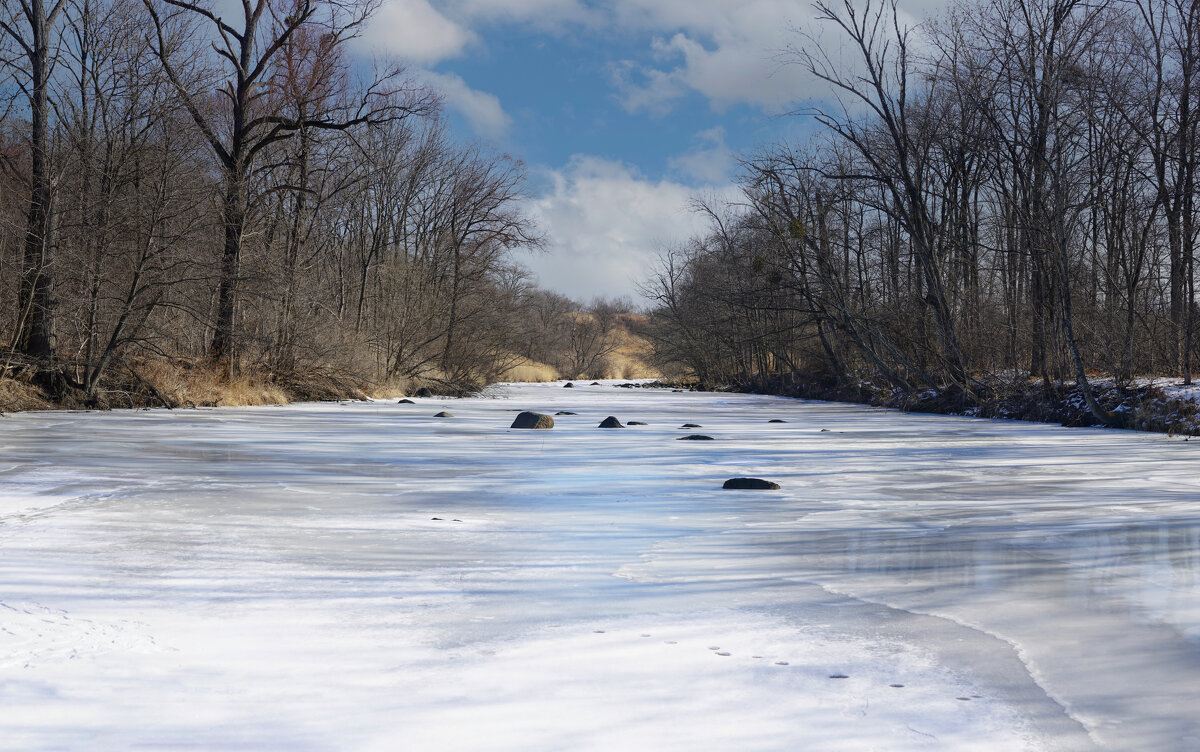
left=1, top=382, right=1198, bottom=750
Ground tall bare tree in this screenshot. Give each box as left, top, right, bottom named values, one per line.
left=0, top=0, right=69, bottom=389
left=142, top=0, right=435, bottom=370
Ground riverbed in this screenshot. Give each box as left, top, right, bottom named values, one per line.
left=1, top=382, right=1197, bottom=750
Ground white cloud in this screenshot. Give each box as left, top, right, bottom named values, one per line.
left=608, top=59, right=688, bottom=117
left=614, top=0, right=956, bottom=115
left=515, top=156, right=737, bottom=301
left=609, top=0, right=823, bottom=115
left=378, top=0, right=954, bottom=116
left=361, top=0, right=475, bottom=64
left=668, top=126, right=735, bottom=184
left=423, top=71, right=512, bottom=138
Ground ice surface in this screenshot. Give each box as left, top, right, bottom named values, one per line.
left=1, top=383, right=1198, bottom=750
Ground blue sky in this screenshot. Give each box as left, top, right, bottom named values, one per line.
left=358, top=0, right=948, bottom=303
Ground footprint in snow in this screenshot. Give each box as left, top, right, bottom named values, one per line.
left=716, top=651, right=731, bottom=656
left=774, top=661, right=789, bottom=666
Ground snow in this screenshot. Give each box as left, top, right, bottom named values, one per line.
left=1, top=382, right=1198, bottom=750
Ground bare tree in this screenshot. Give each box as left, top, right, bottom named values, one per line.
left=0, top=0, right=69, bottom=389
left=142, top=0, right=436, bottom=370
left=798, top=0, right=970, bottom=389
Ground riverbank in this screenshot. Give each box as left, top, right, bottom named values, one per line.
left=0, top=360, right=491, bottom=414
left=654, top=373, right=1200, bottom=436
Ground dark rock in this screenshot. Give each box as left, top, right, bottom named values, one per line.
left=627, top=421, right=648, bottom=426
left=397, top=398, right=415, bottom=404
left=511, top=411, right=554, bottom=429
left=414, top=387, right=434, bottom=398
left=681, top=423, right=702, bottom=428
left=590, top=382, right=601, bottom=386
left=555, top=411, right=577, bottom=416
left=672, top=389, right=683, bottom=393
left=564, top=382, right=575, bottom=388
left=819, top=428, right=830, bottom=432
left=678, top=434, right=714, bottom=441
left=768, top=419, right=787, bottom=423
left=434, top=411, right=453, bottom=418
left=722, top=477, right=780, bottom=490
left=598, top=416, right=625, bottom=428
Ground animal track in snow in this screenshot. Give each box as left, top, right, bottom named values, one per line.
left=0, top=600, right=159, bottom=669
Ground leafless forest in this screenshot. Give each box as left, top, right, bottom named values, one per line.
left=6, top=0, right=1198, bottom=421
left=645, top=0, right=1200, bottom=427
left=0, top=0, right=654, bottom=407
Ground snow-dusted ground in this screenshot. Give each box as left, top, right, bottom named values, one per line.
left=1, top=382, right=1198, bottom=751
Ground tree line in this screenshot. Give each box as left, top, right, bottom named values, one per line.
left=645, top=0, right=1200, bottom=426
left=0, top=0, right=625, bottom=405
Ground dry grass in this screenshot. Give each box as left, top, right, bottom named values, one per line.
left=596, top=321, right=659, bottom=380
left=364, top=379, right=410, bottom=400
left=502, top=358, right=561, bottom=383
left=0, top=377, right=53, bottom=412
left=134, top=360, right=291, bottom=407
left=602, top=351, right=659, bottom=380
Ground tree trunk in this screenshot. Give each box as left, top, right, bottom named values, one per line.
left=19, top=0, right=60, bottom=392
left=211, top=175, right=246, bottom=371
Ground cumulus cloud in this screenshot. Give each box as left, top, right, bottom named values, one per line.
left=360, top=0, right=475, bottom=64
left=423, top=71, right=512, bottom=138
left=368, top=0, right=951, bottom=116
left=608, top=0, right=821, bottom=114
left=608, top=59, right=688, bottom=118
left=668, top=126, right=736, bottom=184
left=430, top=0, right=948, bottom=115
left=515, top=156, right=737, bottom=301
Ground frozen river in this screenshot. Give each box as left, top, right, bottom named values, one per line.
left=1, top=381, right=1198, bottom=750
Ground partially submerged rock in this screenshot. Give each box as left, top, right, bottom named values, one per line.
left=681, top=423, right=702, bottom=428
left=397, top=398, right=415, bottom=404
left=627, top=421, right=648, bottom=426
left=563, top=382, right=575, bottom=388
left=434, top=411, right=453, bottom=418
left=598, top=416, right=625, bottom=428
left=723, top=477, right=780, bottom=490
left=511, top=411, right=554, bottom=429
left=678, top=434, right=714, bottom=441
left=590, top=382, right=601, bottom=386
left=555, top=411, right=577, bottom=416
left=768, top=419, right=787, bottom=423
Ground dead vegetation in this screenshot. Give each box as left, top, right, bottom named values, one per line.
left=0, top=376, right=54, bottom=412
